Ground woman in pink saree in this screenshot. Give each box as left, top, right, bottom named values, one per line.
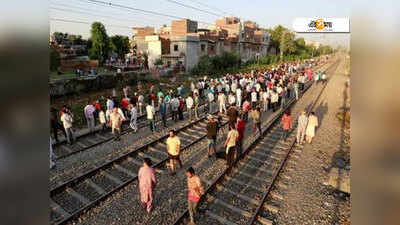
left=138, top=158, right=157, bottom=213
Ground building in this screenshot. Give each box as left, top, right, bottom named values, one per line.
left=131, top=17, right=270, bottom=71
left=171, top=19, right=198, bottom=35
left=162, top=35, right=200, bottom=71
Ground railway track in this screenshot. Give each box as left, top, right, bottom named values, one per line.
left=52, top=99, right=211, bottom=160
left=49, top=106, right=229, bottom=225
left=172, top=57, right=340, bottom=225
left=49, top=57, right=331, bottom=225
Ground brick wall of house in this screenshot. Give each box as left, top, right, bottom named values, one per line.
left=171, top=19, right=198, bottom=35
left=133, top=27, right=155, bottom=36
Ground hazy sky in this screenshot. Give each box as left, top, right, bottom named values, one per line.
left=50, top=0, right=351, bottom=47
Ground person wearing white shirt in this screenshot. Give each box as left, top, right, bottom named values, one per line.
left=208, top=91, right=214, bottom=113
left=251, top=90, right=258, bottom=108
left=231, top=82, right=237, bottom=93
left=99, top=109, right=107, bottom=132
left=218, top=92, right=227, bottom=113
left=255, top=82, right=261, bottom=92
left=228, top=93, right=236, bottom=105
left=262, top=89, right=269, bottom=111
left=130, top=104, right=138, bottom=132
left=186, top=95, right=194, bottom=121
left=236, top=88, right=242, bottom=108
left=270, top=90, right=279, bottom=112
left=60, top=110, right=75, bottom=144
left=138, top=94, right=144, bottom=115
left=225, top=83, right=230, bottom=95
left=146, top=104, right=155, bottom=132
left=246, top=84, right=251, bottom=93
left=191, top=82, right=195, bottom=93
left=276, top=85, right=283, bottom=106
left=117, top=107, right=126, bottom=121
left=106, top=97, right=114, bottom=123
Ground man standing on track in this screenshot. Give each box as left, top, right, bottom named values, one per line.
left=171, top=95, right=179, bottom=122
left=129, top=103, right=138, bottom=132
left=206, top=115, right=218, bottom=158
left=281, top=109, right=293, bottom=142
left=296, top=109, right=308, bottom=145
left=84, top=101, right=96, bottom=133
left=146, top=102, right=155, bottom=133
left=194, top=92, right=200, bottom=120
left=224, top=124, right=239, bottom=167
left=186, top=167, right=204, bottom=225
left=106, top=96, right=114, bottom=123
left=159, top=97, right=167, bottom=129
left=138, top=158, right=157, bottom=213
left=235, top=115, right=246, bottom=158
left=218, top=92, right=227, bottom=114
left=109, top=107, right=123, bottom=141
left=138, top=93, right=144, bottom=115
left=60, top=108, right=75, bottom=145
left=294, top=77, right=299, bottom=100
left=250, top=106, right=262, bottom=135
left=270, top=89, right=279, bottom=112
left=242, top=98, right=251, bottom=122
left=50, top=107, right=66, bottom=143
left=208, top=90, right=214, bottom=114
left=227, top=103, right=238, bottom=128
left=166, top=130, right=182, bottom=175
left=186, top=94, right=194, bottom=121
left=236, top=86, right=242, bottom=108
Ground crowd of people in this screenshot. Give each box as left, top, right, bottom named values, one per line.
left=50, top=56, right=329, bottom=223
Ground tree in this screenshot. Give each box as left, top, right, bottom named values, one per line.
left=50, top=47, right=60, bottom=72
left=154, top=58, right=163, bottom=66
left=280, top=30, right=296, bottom=57
left=109, top=35, right=130, bottom=59
left=52, top=32, right=67, bottom=44
left=266, top=25, right=287, bottom=54
left=89, top=22, right=109, bottom=65
left=68, top=34, right=83, bottom=45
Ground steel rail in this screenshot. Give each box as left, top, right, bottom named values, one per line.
left=53, top=100, right=210, bottom=160
left=50, top=110, right=228, bottom=225
left=247, top=58, right=340, bottom=225
left=170, top=58, right=337, bottom=225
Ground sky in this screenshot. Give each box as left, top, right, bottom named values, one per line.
left=49, top=0, right=351, bottom=47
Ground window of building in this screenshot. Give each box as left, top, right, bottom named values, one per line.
left=174, top=44, right=179, bottom=51
left=201, top=44, right=206, bottom=52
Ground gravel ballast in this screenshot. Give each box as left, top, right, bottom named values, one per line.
left=274, top=55, right=350, bottom=225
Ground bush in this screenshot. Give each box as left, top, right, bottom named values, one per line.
left=154, top=58, right=163, bottom=66
left=191, top=52, right=239, bottom=75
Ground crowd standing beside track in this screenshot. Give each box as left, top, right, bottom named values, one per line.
left=50, top=55, right=330, bottom=214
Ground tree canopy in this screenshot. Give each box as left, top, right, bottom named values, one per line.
left=89, top=22, right=109, bottom=65
left=109, top=35, right=130, bottom=59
